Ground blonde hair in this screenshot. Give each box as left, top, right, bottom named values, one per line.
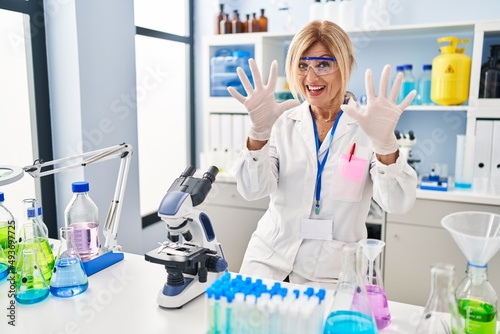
left=285, top=21, right=355, bottom=101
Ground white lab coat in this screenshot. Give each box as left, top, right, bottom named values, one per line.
left=234, top=100, right=417, bottom=287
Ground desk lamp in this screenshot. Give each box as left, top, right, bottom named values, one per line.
left=0, top=143, right=132, bottom=275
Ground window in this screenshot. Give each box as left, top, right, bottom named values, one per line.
left=134, top=0, right=194, bottom=227
left=0, top=1, right=54, bottom=236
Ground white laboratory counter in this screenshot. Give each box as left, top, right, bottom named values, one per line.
left=0, top=251, right=424, bottom=333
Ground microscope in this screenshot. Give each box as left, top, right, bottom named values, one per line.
left=395, top=130, right=420, bottom=172
left=145, top=165, right=228, bottom=309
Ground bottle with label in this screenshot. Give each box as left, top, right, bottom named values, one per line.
left=64, top=181, right=100, bottom=260
left=215, top=3, right=224, bottom=35
left=309, top=0, right=323, bottom=22
left=0, top=192, right=15, bottom=252
left=417, top=64, right=433, bottom=105
left=456, top=262, right=497, bottom=333
left=242, top=14, right=249, bottom=33
left=338, top=0, right=355, bottom=31
left=259, top=8, right=268, bottom=32
left=394, top=65, right=405, bottom=104
left=324, top=0, right=339, bottom=24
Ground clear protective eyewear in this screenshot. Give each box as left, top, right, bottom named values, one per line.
left=297, top=57, right=338, bottom=76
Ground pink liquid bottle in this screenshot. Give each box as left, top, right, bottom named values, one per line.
left=359, top=239, right=391, bottom=330
left=64, top=181, right=100, bottom=260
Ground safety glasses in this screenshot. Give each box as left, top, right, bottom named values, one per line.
left=297, top=57, right=338, bottom=76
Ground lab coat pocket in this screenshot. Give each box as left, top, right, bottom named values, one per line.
left=251, top=210, right=278, bottom=260
left=332, top=145, right=370, bottom=202
left=312, top=239, right=344, bottom=280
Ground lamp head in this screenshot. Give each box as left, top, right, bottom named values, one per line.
left=0, top=165, right=24, bottom=186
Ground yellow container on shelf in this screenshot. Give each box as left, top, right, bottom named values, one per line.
left=431, top=36, right=471, bottom=105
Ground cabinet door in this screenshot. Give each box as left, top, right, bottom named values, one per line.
left=386, top=199, right=500, bottom=307
left=385, top=222, right=466, bottom=306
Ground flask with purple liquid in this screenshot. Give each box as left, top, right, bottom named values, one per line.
left=359, top=239, right=391, bottom=330
left=64, top=181, right=100, bottom=260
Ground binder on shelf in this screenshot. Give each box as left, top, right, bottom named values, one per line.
left=220, top=114, right=232, bottom=155
left=473, top=120, right=493, bottom=179
left=491, top=121, right=500, bottom=194
left=209, top=113, right=221, bottom=153
left=231, top=114, right=245, bottom=153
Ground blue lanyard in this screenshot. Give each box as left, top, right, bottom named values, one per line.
left=311, top=107, right=343, bottom=215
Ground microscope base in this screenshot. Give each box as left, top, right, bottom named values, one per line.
left=157, top=272, right=218, bottom=309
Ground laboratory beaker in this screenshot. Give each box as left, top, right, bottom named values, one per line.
left=323, top=243, right=377, bottom=334
left=359, top=239, right=391, bottom=329
left=15, top=248, right=50, bottom=304
left=15, top=217, right=53, bottom=283
left=50, top=226, right=88, bottom=297
left=415, top=263, right=464, bottom=334
left=0, top=244, right=9, bottom=281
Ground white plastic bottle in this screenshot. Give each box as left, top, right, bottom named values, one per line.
left=362, top=0, right=376, bottom=30
left=338, top=0, right=355, bottom=31
left=309, top=0, right=323, bottom=22
left=64, top=181, right=100, bottom=260
left=324, top=0, right=339, bottom=24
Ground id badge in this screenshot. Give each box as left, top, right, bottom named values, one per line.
left=300, top=218, right=333, bottom=240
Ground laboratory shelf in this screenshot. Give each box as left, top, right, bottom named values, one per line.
left=405, top=105, right=469, bottom=112
left=416, top=188, right=500, bottom=206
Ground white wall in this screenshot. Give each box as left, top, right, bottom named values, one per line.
left=44, top=0, right=143, bottom=254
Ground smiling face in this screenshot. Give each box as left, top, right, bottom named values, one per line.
left=299, top=42, right=343, bottom=111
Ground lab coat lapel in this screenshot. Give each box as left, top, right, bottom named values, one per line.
left=288, top=103, right=317, bottom=163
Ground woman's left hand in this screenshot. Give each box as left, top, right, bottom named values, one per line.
left=341, top=64, right=416, bottom=155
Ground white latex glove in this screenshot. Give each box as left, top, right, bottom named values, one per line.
left=341, top=64, right=416, bottom=155
left=228, top=59, right=300, bottom=141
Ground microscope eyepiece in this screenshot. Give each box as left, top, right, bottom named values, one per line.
left=202, top=166, right=219, bottom=184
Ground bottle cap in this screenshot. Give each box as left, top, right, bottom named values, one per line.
left=403, top=64, right=413, bottom=70
left=27, top=207, right=36, bottom=218
left=423, top=64, right=432, bottom=70
left=0, top=192, right=4, bottom=202
left=396, top=65, right=404, bottom=72
left=72, top=181, right=90, bottom=193
left=37, top=206, right=43, bottom=216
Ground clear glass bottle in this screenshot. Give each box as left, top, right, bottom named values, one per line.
left=64, top=181, right=100, bottom=260
left=359, top=239, right=391, bottom=330
left=22, top=198, right=49, bottom=238
left=15, top=248, right=49, bottom=304
left=50, top=226, right=88, bottom=297
left=15, top=213, right=53, bottom=283
left=259, top=8, right=268, bottom=32
left=323, top=243, right=377, bottom=334
left=415, top=263, right=465, bottom=334
left=394, top=65, right=405, bottom=104
left=0, top=192, right=15, bottom=252
left=456, top=262, right=497, bottom=334
left=417, top=64, right=433, bottom=105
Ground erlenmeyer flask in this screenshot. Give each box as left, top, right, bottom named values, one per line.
left=415, top=263, right=465, bottom=334
left=15, top=248, right=49, bottom=304
left=22, top=198, right=49, bottom=238
left=456, top=263, right=497, bottom=333
left=359, top=239, right=391, bottom=329
left=323, top=243, right=377, bottom=334
left=0, top=244, right=9, bottom=281
left=50, top=226, right=88, bottom=297
left=15, top=213, right=53, bottom=283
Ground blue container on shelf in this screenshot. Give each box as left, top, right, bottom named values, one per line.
left=210, top=50, right=253, bottom=97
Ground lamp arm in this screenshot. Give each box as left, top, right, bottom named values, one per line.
left=23, top=143, right=133, bottom=252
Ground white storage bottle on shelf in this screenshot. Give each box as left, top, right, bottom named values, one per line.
left=64, top=181, right=100, bottom=260
left=309, top=0, right=323, bottom=22
left=338, top=0, right=355, bottom=31
left=324, top=0, right=339, bottom=24
left=362, top=0, right=376, bottom=30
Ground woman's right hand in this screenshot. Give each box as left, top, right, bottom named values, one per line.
left=228, top=58, right=300, bottom=141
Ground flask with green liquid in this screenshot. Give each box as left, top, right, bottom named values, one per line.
left=456, top=262, right=497, bottom=334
